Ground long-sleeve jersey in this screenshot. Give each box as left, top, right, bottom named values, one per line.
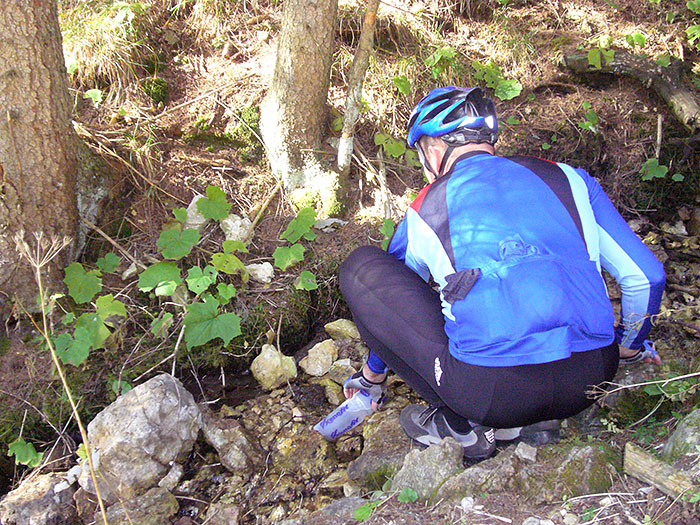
left=385, top=152, right=665, bottom=368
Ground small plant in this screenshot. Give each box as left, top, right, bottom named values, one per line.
left=471, top=60, right=522, bottom=101
left=273, top=207, right=316, bottom=272
left=354, top=487, right=419, bottom=521
left=392, top=75, right=411, bottom=95
left=587, top=38, right=615, bottom=70
left=578, top=102, right=599, bottom=133
left=374, top=133, right=422, bottom=168
left=141, top=77, right=169, bottom=105
left=380, top=219, right=395, bottom=251
left=424, top=47, right=457, bottom=80
left=626, top=31, right=647, bottom=49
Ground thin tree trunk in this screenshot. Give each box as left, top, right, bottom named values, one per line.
left=0, top=0, right=79, bottom=314
left=337, top=0, right=381, bottom=176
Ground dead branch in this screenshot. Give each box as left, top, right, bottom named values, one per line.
left=337, top=0, right=381, bottom=176
left=561, top=50, right=700, bottom=132
left=624, top=442, right=698, bottom=500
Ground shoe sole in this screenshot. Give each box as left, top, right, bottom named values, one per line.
left=399, top=404, right=496, bottom=460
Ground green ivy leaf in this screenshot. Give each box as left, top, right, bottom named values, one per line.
left=196, top=185, right=232, bottom=220
left=222, top=240, right=249, bottom=254
left=84, top=89, right=103, bottom=108
left=150, top=312, right=173, bottom=338
left=186, top=265, right=218, bottom=294
left=173, top=207, right=188, bottom=223
left=54, top=330, right=91, bottom=366
left=626, top=32, right=647, bottom=48
left=273, top=244, right=305, bottom=271
left=601, top=48, right=615, bottom=65
left=95, top=294, right=127, bottom=326
left=393, top=75, right=411, bottom=95
left=494, top=79, right=522, bottom=101
left=111, top=379, right=132, bottom=396
left=640, top=158, right=669, bottom=180
left=404, top=149, right=422, bottom=168
left=216, top=283, right=237, bottom=304
left=138, top=261, right=183, bottom=296
left=96, top=252, right=120, bottom=273
left=588, top=48, right=602, bottom=69
left=294, top=270, right=318, bottom=290
left=75, top=312, right=110, bottom=350
left=672, top=173, right=685, bottom=182
left=76, top=443, right=88, bottom=460
left=211, top=253, right=249, bottom=282
left=541, top=142, right=551, bottom=150
left=7, top=437, right=43, bottom=468
left=331, top=115, right=344, bottom=131
left=157, top=227, right=200, bottom=260
left=655, top=53, right=671, bottom=67
left=62, top=312, right=76, bottom=325
left=688, top=0, right=700, bottom=15
left=383, top=138, right=406, bottom=158
left=281, top=207, right=317, bottom=243
left=374, top=133, right=388, bottom=146
left=353, top=502, right=377, bottom=521
left=505, top=115, right=521, bottom=125
left=397, top=487, right=418, bottom=502
left=64, top=262, right=102, bottom=304
left=184, top=295, right=242, bottom=349
left=380, top=218, right=395, bottom=251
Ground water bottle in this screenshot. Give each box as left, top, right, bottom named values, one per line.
left=314, top=390, right=374, bottom=440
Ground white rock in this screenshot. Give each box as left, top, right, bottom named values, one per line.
left=515, top=442, right=538, bottom=463
left=0, top=472, right=78, bottom=524
left=314, top=218, right=347, bottom=232
left=78, top=374, right=201, bottom=504
left=299, top=340, right=338, bottom=377
left=184, top=194, right=209, bottom=231
left=246, top=262, right=274, bottom=284
left=250, top=344, right=297, bottom=390
left=460, top=496, right=475, bottom=511
left=324, top=319, right=361, bottom=340
left=220, top=214, right=253, bottom=242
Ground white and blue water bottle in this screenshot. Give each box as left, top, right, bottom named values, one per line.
left=314, top=390, right=374, bottom=440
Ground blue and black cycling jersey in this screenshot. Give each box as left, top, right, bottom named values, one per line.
left=383, top=151, right=665, bottom=368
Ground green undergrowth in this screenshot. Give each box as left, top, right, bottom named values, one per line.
left=184, top=106, right=263, bottom=163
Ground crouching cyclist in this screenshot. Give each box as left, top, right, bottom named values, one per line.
left=341, top=86, right=665, bottom=459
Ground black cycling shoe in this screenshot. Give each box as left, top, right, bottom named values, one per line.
left=400, top=404, right=496, bottom=459
left=493, top=419, right=561, bottom=446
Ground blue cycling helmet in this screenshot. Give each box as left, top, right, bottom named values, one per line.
left=407, top=86, right=498, bottom=148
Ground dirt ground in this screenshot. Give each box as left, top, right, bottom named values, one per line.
left=2, top=0, right=700, bottom=522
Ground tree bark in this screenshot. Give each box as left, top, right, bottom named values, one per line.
left=0, top=1, right=79, bottom=313
left=260, top=0, right=343, bottom=215
left=561, top=50, right=700, bottom=132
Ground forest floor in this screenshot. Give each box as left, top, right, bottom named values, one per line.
left=2, top=0, right=700, bottom=522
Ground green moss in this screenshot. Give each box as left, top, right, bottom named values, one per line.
left=0, top=337, right=9, bottom=358
left=364, top=464, right=398, bottom=491
left=227, top=106, right=264, bottom=164
left=141, top=77, right=169, bottom=105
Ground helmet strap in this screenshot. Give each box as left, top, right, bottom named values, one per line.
left=438, top=144, right=455, bottom=176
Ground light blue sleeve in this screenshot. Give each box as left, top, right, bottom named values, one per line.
left=581, top=170, right=666, bottom=349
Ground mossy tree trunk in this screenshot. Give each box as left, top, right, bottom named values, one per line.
left=0, top=1, right=79, bottom=314
left=260, top=0, right=344, bottom=216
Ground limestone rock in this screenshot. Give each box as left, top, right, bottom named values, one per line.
left=278, top=496, right=366, bottom=525
left=324, top=319, right=360, bottom=340
left=513, top=443, right=617, bottom=504
left=436, top=449, right=518, bottom=502
left=328, top=358, right=357, bottom=385
left=663, top=407, right=700, bottom=464
left=246, top=262, right=274, bottom=284
left=200, top=404, right=263, bottom=473
left=391, top=437, right=464, bottom=500
left=220, top=213, right=253, bottom=242
left=299, top=339, right=338, bottom=377
left=203, top=502, right=240, bottom=525
left=250, top=344, right=297, bottom=390
left=78, top=373, right=201, bottom=504
left=515, top=442, right=538, bottom=463
left=0, top=472, right=77, bottom=525
left=158, top=463, right=184, bottom=491
left=318, top=377, right=345, bottom=405
left=99, top=487, right=178, bottom=525
left=347, top=408, right=412, bottom=488
left=272, top=426, right=334, bottom=478
left=184, top=194, right=209, bottom=231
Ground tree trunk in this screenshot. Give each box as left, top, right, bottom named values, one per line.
left=260, top=0, right=343, bottom=215
left=0, top=1, right=79, bottom=314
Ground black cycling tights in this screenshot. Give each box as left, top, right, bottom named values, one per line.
left=339, top=245, right=619, bottom=428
